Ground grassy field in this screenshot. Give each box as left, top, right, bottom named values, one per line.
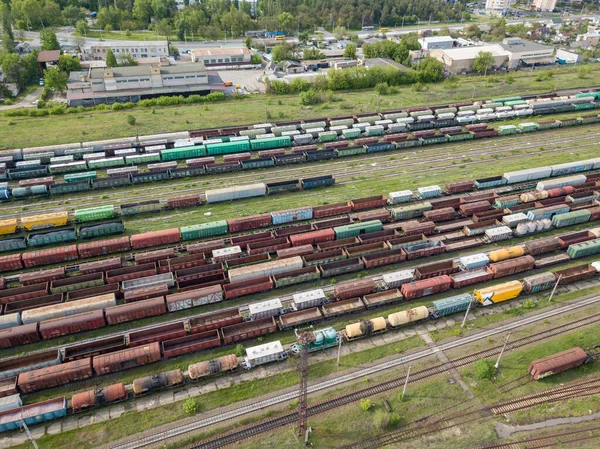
left=1, top=66, right=599, bottom=149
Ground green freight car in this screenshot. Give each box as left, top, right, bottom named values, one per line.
left=74, top=205, right=116, bottom=223
left=50, top=274, right=105, bottom=294
left=250, top=136, right=291, bottom=151
left=391, top=202, right=432, bottom=220
left=87, top=157, right=125, bottom=169
left=335, top=146, right=367, bottom=157
left=498, top=125, right=518, bottom=135
left=342, top=129, right=361, bottom=139
left=503, top=100, right=527, bottom=107
left=64, top=171, right=97, bottom=183
left=578, top=114, right=600, bottom=124
left=420, top=135, right=448, bottom=145
left=447, top=132, right=474, bottom=141
left=573, top=103, right=596, bottom=111
left=28, top=228, right=78, bottom=247
left=79, top=220, right=125, bottom=239
left=181, top=220, right=228, bottom=240
left=518, top=122, right=538, bottom=132
left=318, top=131, right=338, bottom=142
left=551, top=210, right=591, bottom=228
left=334, top=220, right=382, bottom=239
left=205, top=141, right=251, bottom=156
left=161, top=146, right=206, bottom=160
left=567, top=238, right=600, bottom=259
left=126, top=153, right=161, bottom=165
left=492, top=96, right=521, bottom=104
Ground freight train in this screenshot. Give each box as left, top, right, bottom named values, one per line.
left=2, top=152, right=600, bottom=261
left=1, top=96, right=600, bottom=200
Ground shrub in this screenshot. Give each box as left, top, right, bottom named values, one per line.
left=373, top=410, right=400, bottom=430
left=205, top=92, right=226, bottom=102
left=374, top=82, right=398, bottom=96
left=299, top=89, right=323, bottom=105
left=111, top=103, right=126, bottom=110
left=95, top=104, right=110, bottom=111
left=473, top=359, right=496, bottom=380
left=183, top=398, right=198, bottom=414
left=522, top=299, right=536, bottom=309
left=36, top=100, right=47, bottom=109
left=127, top=114, right=136, bottom=126
left=505, top=74, right=514, bottom=84
left=49, top=106, right=66, bottom=115
left=360, top=398, right=372, bottom=412
left=234, top=344, right=245, bottom=357
left=412, top=82, right=426, bottom=92
left=139, top=99, right=157, bottom=108
left=28, top=109, right=49, bottom=117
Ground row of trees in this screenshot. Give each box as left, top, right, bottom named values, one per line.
left=3, top=0, right=470, bottom=37
left=266, top=58, right=444, bottom=95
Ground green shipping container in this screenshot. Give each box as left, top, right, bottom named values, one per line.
left=567, top=238, right=600, bottom=259
left=334, top=220, right=382, bottom=239
left=391, top=202, right=432, bottom=220
left=180, top=220, right=228, bottom=240
left=64, top=171, right=97, bottom=183
left=551, top=210, right=591, bottom=228
left=250, top=136, right=291, bottom=151
left=161, top=146, right=206, bottom=161
left=205, top=141, right=251, bottom=156
left=74, top=205, right=116, bottom=222
left=79, top=221, right=125, bottom=239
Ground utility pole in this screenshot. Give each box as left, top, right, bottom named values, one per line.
left=295, top=327, right=315, bottom=438
left=548, top=274, right=562, bottom=302
left=461, top=294, right=474, bottom=327
left=21, top=420, right=39, bottom=449
left=336, top=335, right=342, bottom=366
left=401, top=366, right=412, bottom=399
left=494, top=331, right=511, bottom=369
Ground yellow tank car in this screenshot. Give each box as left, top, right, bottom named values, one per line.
left=20, top=211, right=69, bottom=231
left=488, top=246, right=524, bottom=263
left=387, top=306, right=429, bottom=328
left=344, top=317, right=387, bottom=340
left=0, top=219, right=18, bottom=236
left=475, top=280, right=523, bottom=306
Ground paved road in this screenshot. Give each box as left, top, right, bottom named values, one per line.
left=0, top=87, right=43, bottom=111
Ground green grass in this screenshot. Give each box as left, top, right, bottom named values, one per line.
left=1, top=65, right=599, bottom=149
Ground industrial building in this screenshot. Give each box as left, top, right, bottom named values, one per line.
left=485, top=0, right=513, bottom=17
left=66, top=62, right=210, bottom=106
left=430, top=38, right=554, bottom=74
left=532, top=0, right=557, bottom=11
left=418, top=36, right=456, bottom=51
left=85, top=41, right=169, bottom=62
left=190, top=47, right=252, bottom=66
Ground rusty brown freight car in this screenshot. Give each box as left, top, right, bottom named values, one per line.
left=134, top=248, right=175, bottom=265
left=555, top=264, right=596, bottom=284
left=78, top=258, right=122, bottom=275
left=20, top=268, right=65, bottom=286
left=106, top=263, right=157, bottom=284
left=0, top=323, right=40, bottom=348
left=221, top=317, right=277, bottom=345
left=223, top=276, right=273, bottom=299
left=130, top=229, right=180, bottom=250
left=128, top=322, right=186, bottom=347
left=17, top=358, right=93, bottom=393
left=350, top=195, right=387, bottom=211
left=67, top=284, right=119, bottom=301
left=38, top=310, right=106, bottom=339
left=401, top=275, right=452, bottom=300
left=489, top=255, right=536, bottom=279
left=162, top=330, right=221, bottom=359
left=227, top=214, right=272, bottom=232
left=158, top=253, right=206, bottom=273
left=77, top=237, right=131, bottom=258
left=362, top=249, right=405, bottom=269
left=22, top=245, right=79, bottom=268
left=104, top=297, right=166, bottom=325
left=415, top=261, right=459, bottom=280
left=313, top=202, right=352, bottom=218
left=92, top=343, right=161, bottom=375
left=63, top=336, right=127, bottom=361
left=333, top=279, right=375, bottom=301
left=0, top=283, right=48, bottom=305
left=0, top=254, right=23, bottom=272
left=528, top=347, right=590, bottom=380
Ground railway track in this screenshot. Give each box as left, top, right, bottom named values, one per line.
left=104, top=293, right=600, bottom=449
left=349, top=377, right=600, bottom=449
left=469, top=426, right=600, bottom=449
left=3, top=125, right=600, bottom=217
left=0, top=225, right=586, bottom=363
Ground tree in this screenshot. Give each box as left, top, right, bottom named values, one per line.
left=463, top=23, right=481, bottom=39
left=57, top=55, right=81, bottom=73
left=75, top=19, right=90, bottom=36
left=271, top=43, right=297, bottom=63
left=156, top=18, right=172, bottom=39
left=303, top=48, right=324, bottom=60
left=277, top=11, right=294, bottom=34
left=417, top=56, right=444, bottom=83
left=132, top=0, right=153, bottom=23
left=43, top=66, right=68, bottom=93
left=40, top=29, right=60, bottom=51
left=106, top=49, right=118, bottom=68
left=344, top=44, right=357, bottom=59
left=245, top=36, right=252, bottom=49
left=473, top=51, right=495, bottom=75
left=298, top=31, right=309, bottom=43
left=473, top=359, right=496, bottom=380
left=333, top=26, right=347, bottom=40
left=1, top=4, right=16, bottom=53
left=62, top=5, right=85, bottom=26
left=250, top=53, right=262, bottom=64
left=119, top=54, right=139, bottom=66
left=42, top=0, right=63, bottom=26
left=1, top=53, right=26, bottom=89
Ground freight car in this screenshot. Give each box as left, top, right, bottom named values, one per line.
left=528, top=347, right=591, bottom=380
